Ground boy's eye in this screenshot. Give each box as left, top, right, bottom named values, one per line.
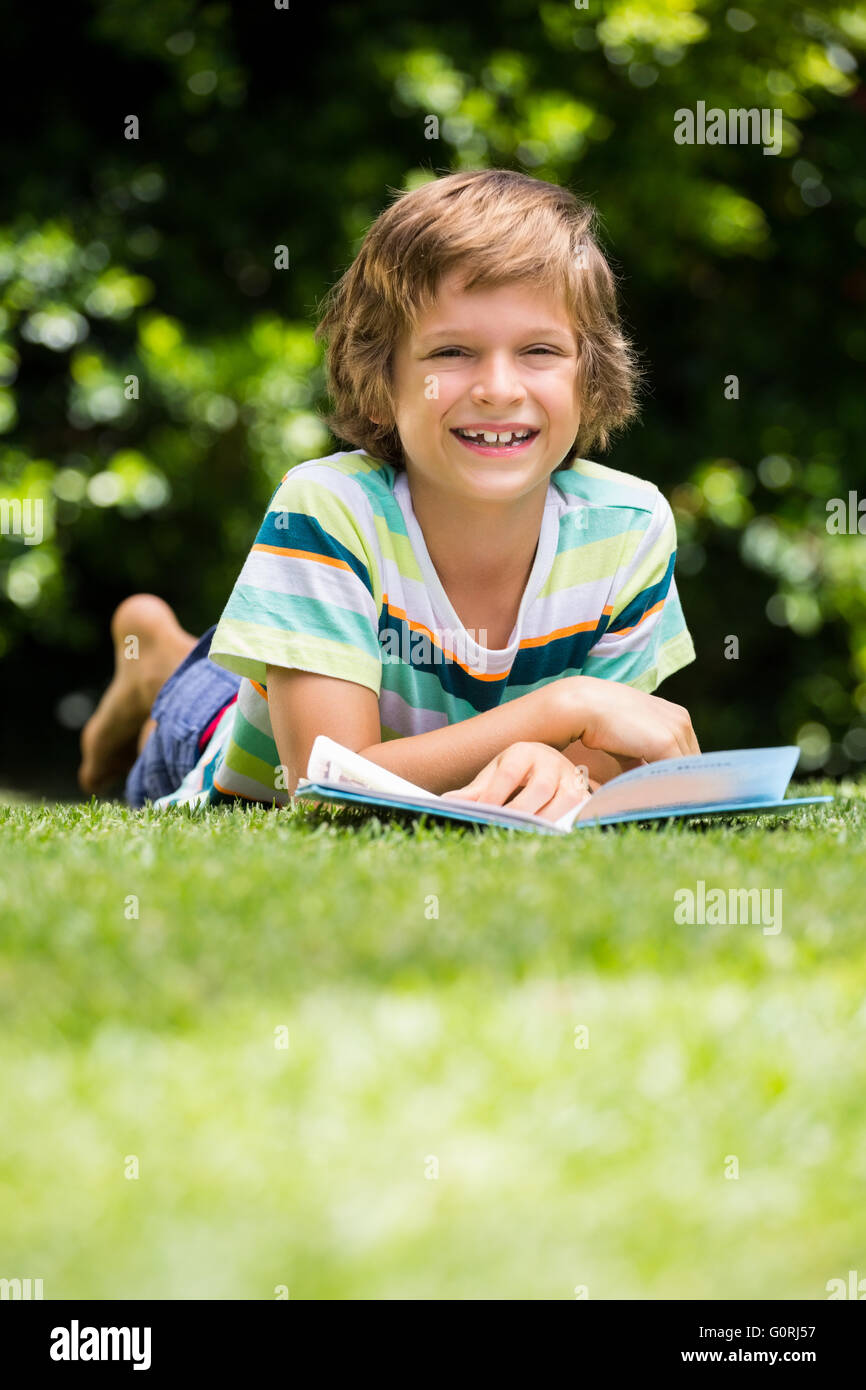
left=429, top=346, right=558, bottom=358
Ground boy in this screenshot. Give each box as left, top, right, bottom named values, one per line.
left=79, top=169, right=699, bottom=823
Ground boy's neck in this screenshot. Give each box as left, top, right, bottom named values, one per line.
left=406, top=472, right=549, bottom=593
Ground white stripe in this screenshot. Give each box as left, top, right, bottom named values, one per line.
left=378, top=688, right=450, bottom=736
left=238, top=549, right=378, bottom=624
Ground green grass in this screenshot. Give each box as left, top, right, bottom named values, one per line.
left=1, top=781, right=864, bottom=1300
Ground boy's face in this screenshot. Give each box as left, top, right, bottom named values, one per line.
left=389, top=269, right=581, bottom=507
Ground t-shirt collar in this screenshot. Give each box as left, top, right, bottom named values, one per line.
left=393, top=470, right=560, bottom=656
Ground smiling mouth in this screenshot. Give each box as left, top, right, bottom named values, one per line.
left=450, top=428, right=540, bottom=455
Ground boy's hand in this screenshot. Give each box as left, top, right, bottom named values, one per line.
left=559, top=676, right=700, bottom=762
left=442, top=742, right=596, bottom=822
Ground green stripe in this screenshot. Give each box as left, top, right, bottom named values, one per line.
left=655, top=627, right=697, bottom=684
left=210, top=620, right=382, bottom=692
left=612, top=526, right=677, bottom=614
left=582, top=626, right=695, bottom=691
left=231, top=707, right=277, bottom=766
left=541, top=531, right=640, bottom=595
left=371, top=512, right=423, bottom=584
left=223, top=739, right=279, bottom=788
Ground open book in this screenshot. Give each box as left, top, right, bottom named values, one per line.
left=292, top=737, right=832, bottom=834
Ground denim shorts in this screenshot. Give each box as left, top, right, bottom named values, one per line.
left=124, top=625, right=241, bottom=808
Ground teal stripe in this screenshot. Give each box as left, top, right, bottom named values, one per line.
left=227, top=585, right=380, bottom=655
left=658, top=590, right=688, bottom=639
left=555, top=507, right=652, bottom=547
left=555, top=461, right=658, bottom=512
left=355, top=482, right=410, bottom=536
left=382, top=663, right=475, bottom=720
left=579, top=650, right=655, bottom=683
left=231, top=707, right=278, bottom=766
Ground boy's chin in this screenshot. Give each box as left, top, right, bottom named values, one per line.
left=406, top=445, right=557, bottom=498
left=449, top=459, right=553, bottom=493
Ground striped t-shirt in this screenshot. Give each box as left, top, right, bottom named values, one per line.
left=154, top=448, right=696, bottom=808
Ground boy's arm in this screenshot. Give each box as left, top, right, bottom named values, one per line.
left=266, top=666, right=697, bottom=796
left=266, top=666, right=572, bottom=796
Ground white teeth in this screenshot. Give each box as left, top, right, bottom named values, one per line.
left=456, top=428, right=533, bottom=445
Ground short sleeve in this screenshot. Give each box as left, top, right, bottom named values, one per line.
left=580, top=489, right=696, bottom=692
left=207, top=466, right=384, bottom=695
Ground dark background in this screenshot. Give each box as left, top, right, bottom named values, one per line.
left=1, top=0, right=864, bottom=795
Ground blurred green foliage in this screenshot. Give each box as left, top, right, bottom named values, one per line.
left=1, top=0, right=865, bottom=788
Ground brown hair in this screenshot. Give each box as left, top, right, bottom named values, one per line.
left=314, top=168, right=641, bottom=469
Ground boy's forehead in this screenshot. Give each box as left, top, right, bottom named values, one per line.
left=409, top=273, right=574, bottom=339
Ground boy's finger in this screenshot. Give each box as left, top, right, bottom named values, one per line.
left=442, top=768, right=500, bottom=802
left=504, top=770, right=567, bottom=814
left=472, top=755, right=539, bottom=807
left=445, top=754, right=524, bottom=807
left=442, top=764, right=496, bottom=801
left=675, top=727, right=699, bottom=758
left=537, top=781, right=590, bottom=822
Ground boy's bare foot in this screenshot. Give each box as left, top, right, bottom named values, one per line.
left=78, top=595, right=198, bottom=795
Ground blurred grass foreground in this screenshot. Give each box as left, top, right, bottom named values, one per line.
left=1, top=786, right=864, bottom=1299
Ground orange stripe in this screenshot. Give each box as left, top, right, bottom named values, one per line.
left=249, top=679, right=269, bottom=701
left=520, top=603, right=613, bottom=648
left=251, top=543, right=353, bottom=573
left=611, top=599, right=664, bottom=637
left=519, top=616, right=604, bottom=648
left=382, top=595, right=504, bottom=681
left=381, top=596, right=615, bottom=667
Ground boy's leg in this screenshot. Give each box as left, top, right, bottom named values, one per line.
left=137, top=716, right=158, bottom=756
left=78, top=594, right=198, bottom=794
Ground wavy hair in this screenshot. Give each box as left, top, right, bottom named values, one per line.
left=314, top=168, right=641, bottom=469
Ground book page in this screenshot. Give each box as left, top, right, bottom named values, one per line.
left=570, top=746, right=800, bottom=825
left=303, top=735, right=436, bottom=798
left=296, top=780, right=579, bottom=832
left=303, top=735, right=591, bottom=830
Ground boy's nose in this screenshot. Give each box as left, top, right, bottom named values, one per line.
left=469, top=354, right=525, bottom=403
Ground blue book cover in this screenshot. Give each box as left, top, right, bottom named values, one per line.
left=293, top=740, right=832, bottom=834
